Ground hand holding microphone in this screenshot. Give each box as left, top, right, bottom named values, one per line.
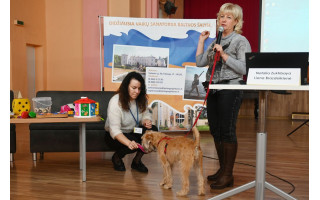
left=213, top=26, right=229, bottom=61
left=214, top=26, right=224, bottom=52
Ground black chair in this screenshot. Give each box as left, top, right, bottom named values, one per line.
left=10, top=90, right=16, bottom=162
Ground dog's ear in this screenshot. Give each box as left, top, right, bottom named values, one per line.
left=146, top=137, right=157, bottom=152
left=146, top=134, right=153, bottom=146
left=145, top=132, right=152, bottom=141
left=143, top=133, right=157, bottom=152
left=151, top=141, right=157, bottom=152
left=145, top=139, right=151, bottom=150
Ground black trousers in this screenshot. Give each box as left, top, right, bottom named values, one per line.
left=105, top=125, right=158, bottom=158
left=206, top=90, right=243, bottom=143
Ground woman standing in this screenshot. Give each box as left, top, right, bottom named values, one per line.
left=105, top=71, right=157, bottom=173
left=196, top=3, right=251, bottom=189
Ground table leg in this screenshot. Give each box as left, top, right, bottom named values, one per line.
left=258, top=91, right=268, bottom=133
left=80, top=123, right=86, bottom=182
left=255, top=132, right=267, bottom=199
left=254, top=91, right=268, bottom=199
left=265, top=182, right=297, bottom=200
left=79, top=126, right=82, bottom=170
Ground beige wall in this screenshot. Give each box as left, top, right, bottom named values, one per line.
left=108, top=0, right=130, bottom=17
left=82, top=0, right=108, bottom=91
left=45, top=0, right=83, bottom=91
left=11, top=0, right=84, bottom=95
left=10, top=0, right=150, bottom=97
left=10, top=0, right=47, bottom=98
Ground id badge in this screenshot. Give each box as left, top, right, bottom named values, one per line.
left=134, top=127, right=143, bottom=134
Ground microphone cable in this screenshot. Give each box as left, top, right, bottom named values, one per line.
left=202, top=155, right=296, bottom=194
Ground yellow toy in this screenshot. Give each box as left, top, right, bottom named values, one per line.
left=12, top=98, right=31, bottom=115
left=95, top=102, right=99, bottom=115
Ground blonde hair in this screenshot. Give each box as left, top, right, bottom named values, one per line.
left=217, top=3, right=243, bottom=34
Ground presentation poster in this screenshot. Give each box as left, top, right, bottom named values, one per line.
left=103, top=16, right=216, bottom=130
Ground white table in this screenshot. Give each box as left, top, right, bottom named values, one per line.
left=208, top=84, right=309, bottom=200
left=10, top=116, right=101, bottom=182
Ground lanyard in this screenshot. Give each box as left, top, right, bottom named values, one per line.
left=129, top=101, right=139, bottom=126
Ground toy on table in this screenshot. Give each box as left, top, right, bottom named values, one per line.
left=95, top=102, right=99, bottom=115
left=29, top=111, right=36, bottom=118
left=60, top=104, right=75, bottom=116
left=36, top=113, right=68, bottom=118
left=74, top=97, right=96, bottom=118
left=21, top=111, right=29, bottom=119
left=32, top=97, right=52, bottom=114
left=67, top=110, right=74, bottom=117
left=12, top=98, right=31, bottom=115
left=14, top=111, right=36, bottom=119
left=60, top=105, right=72, bottom=113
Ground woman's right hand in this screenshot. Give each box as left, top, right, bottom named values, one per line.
left=199, top=31, right=210, bottom=42
left=115, top=133, right=139, bottom=150
left=127, top=140, right=138, bottom=150
left=196, top=30, right=210, bottom=57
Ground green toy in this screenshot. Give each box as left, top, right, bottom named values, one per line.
left=29, top=111, right=36, bottom=118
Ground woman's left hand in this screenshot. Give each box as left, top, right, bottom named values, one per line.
left=143, top=119, right=152, bottom=129
left=213, top=44, right=228, bottom=61
left=213, top=44, right=223, bottom=53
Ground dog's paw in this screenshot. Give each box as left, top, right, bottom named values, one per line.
left=198, top=185, right=205, bottom=195
left=176, top=190, right=188, bottom=197
left=159, top=181, right=166, bottom=186
left=163, top=184, right=172, bottom=189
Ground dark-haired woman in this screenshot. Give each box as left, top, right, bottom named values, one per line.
left=105, top=71, right=157, bottom=173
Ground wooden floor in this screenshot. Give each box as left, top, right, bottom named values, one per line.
left=10, top=118, right=309, bottom=199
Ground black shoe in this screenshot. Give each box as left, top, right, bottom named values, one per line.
left=207, top=168, right=222, bottom=181
left=131, top=161, right=148, bottom=173
left=112, top=153, right=126, bottom=171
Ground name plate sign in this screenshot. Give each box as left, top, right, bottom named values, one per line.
left=247, top=68, right=301, bottom=86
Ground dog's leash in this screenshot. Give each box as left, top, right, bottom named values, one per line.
left=185, top=51, right=220, bottom=137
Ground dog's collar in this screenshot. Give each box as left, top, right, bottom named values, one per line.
left=157, top=136, right=172, bottom=154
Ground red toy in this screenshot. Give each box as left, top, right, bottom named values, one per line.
left=60, top=105, right=72, bottom=113
left=21, top=111, right=29, bottom=118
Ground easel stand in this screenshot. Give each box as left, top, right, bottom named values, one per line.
left=207, top=86, right=305, bottom=200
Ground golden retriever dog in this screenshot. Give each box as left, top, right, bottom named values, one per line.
left=141, top=127, right=205, bottom=196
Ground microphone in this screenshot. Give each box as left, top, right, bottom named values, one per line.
left=214, top=26, right=224, bottom=52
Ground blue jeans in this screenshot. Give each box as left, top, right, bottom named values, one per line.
left=206, top=90, right=243, bottom=143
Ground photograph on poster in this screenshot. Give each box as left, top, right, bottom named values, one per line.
left=112, top=44, right=169, bottom=82
left=149, top=101, right=190, bottom=131
left=183, top=65, right=207, bottom=101
left=149, top=100, right=209, bottom=131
